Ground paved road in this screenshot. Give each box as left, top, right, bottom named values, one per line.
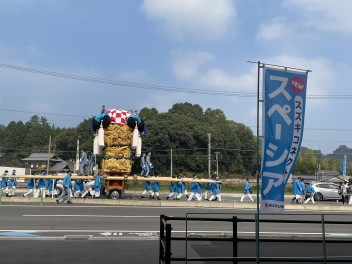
left=1, top=204, right=352, bottom=263
left=1, top=204, right=352, bottom=235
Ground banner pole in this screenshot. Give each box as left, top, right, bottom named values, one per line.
left=256, top=60, right=261, bottom=264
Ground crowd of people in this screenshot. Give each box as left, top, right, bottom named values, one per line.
left=0, top=169, right=17, bottom=197
left=4, top=166, right=352, bottom=205
left=139, top=173, right=223, bottom=202
left=292, top=177, right=352, bottom=205
left=79, top=149, right=95, bottom=176
left=0, top=168, right=105, bottom=204
left=292, top=177, right=320, bottom=204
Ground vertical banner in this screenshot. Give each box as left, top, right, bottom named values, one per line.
left=342, top=155, right=347, bottom=177
left=261, top=67, right=308, bottom=212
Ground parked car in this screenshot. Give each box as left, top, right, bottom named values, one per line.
left=311, top=182, right=341, bottom=201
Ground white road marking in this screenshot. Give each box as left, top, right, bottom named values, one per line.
left=23, top=215, right=160, bottom=218
left=2, top=204, right=238, bottom=210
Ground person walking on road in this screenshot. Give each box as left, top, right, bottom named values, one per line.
left=182, top=179, right=188, bottom=199
left=196, top=180, right=203, bottom=201
left=299, top=178, right=306, bottom=203
left=304, top=182, right=316, bottom=204
left=35, top=169, right=46, bottom=198
left=23, top=175, right=36, bottom=198
left=240, top=178, right=255, bottom=202
left=209, top=175, right=222, bottom=202
left=175, top=175, right=183, bottom=200
left=141, top=180, right=153, bottom=199
left=8, top=169, right=17, bottom=197
left=151, top=177, right=161, bottom=200
left=292, top=177, right=303, bottom=204
left=1, top=170, right=9, bottom=196
left=81, top=178, right=94, bottom=199
left=73, top=172, right=85, bottom=198
left=93, top=172, right=104, bottom=198
left=204, top=175, right=213, bottom=200
left=166, top=177, right=177, bottom=200
left=56, top=170, right=73, bottom=204
left=187, top=174, right=201, bottom=201
left=340, top=181, right=349, bottom=204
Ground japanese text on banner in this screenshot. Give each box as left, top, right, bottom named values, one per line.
left=260, top=67, right=308, bottom=212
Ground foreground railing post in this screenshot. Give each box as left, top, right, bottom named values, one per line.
left=321, top=214, right=327, bottom=264
left=165, top=223, right=172, bottom=264
left=160, top=215, right=165, bottom=262
left=233, top=216, right=238, bottom=264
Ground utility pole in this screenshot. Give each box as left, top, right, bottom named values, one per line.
left=170, top=148, right=173, bottom=177
left=215, top=152, right=219, bottom=176
left=208, top=133, right=211, bottom=178
left=75, top=140, right=80, bottom=172
left=46, top=135, right=51, bottom=175
left=0, top=145, right=3, bottom=165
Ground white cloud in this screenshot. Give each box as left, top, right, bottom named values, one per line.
left=172, top=49, right=257, bottom=92
left=0, top=61, right=107, bottom=127
left=172, top=50, right=214, bottom=81
left=197, top=69, right=256, bottom=91
left=285, top=0, right=352, bottom=34
left=267, top=55, right=334, bottom=101
left=147, top=92, right=189, bottom=113
left=171, top=51, right=337, bottom=130
left=256, top=17, right=293, bottom=42
left=141, top=0, right=237, bottom=41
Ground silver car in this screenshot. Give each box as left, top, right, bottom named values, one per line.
left=312, top=182, right=341, bottom=201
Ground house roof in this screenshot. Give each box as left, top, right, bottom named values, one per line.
left=50, top=161, right=70, bottom=172
left=321, top=176, right=346, bottom=183
left=292, top=174, right=345, bottom=183
left=317, top=170, right=340, bottom=176
left=22, top=153, right=58, bottom=162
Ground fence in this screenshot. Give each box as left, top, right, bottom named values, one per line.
left=159, top=213, right=352, bottom=263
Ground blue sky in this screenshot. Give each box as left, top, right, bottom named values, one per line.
left=0, top=0, right=351, bottom=154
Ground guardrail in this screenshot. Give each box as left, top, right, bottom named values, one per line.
left=159, top=213, right=352, bottom=263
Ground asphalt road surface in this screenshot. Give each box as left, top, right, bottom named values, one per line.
left=1, top=204, right=352, bottom=263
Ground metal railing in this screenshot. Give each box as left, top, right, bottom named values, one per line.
left=159, top=213, right=352, bottom=263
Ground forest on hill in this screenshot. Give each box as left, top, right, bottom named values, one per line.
left=0, top=102, right=349, bottom=178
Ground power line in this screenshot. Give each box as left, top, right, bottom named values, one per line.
left=0, top=64, right=256, bottom=97
left=0, top=108, right=88, bottom=118
left=2, top=63, right=352, bottom=99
